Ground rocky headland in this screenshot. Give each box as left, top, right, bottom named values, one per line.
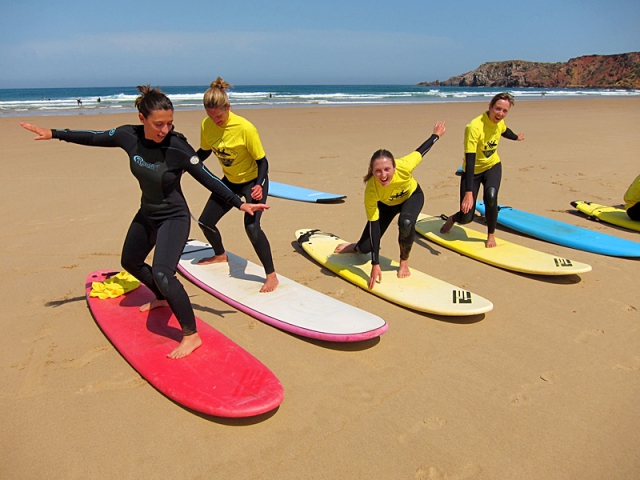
left=419, top=52, right=640, bottom=89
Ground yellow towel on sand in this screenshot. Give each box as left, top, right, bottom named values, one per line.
left=90, top=271, right=140, bottom=299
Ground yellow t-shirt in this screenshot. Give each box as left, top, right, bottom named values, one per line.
left=200, top=111, right=266, bottom=184
left=462, top=112, right=507, bottom=174
left=624, top=173, right=640, bottom=210
left=364, top=151, right=421, bottom=221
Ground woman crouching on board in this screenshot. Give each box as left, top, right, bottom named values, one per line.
left=335, top=121, right=446, bottom=290
left=20, top=86, right=268, bottom=359
left=195, top=77, right=278, bottom=293
left=440, top=92, right=524, bottom=247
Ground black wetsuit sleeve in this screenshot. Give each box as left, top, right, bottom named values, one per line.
left=196, top=148, right=212, bottom=162
left=502, top=128, right=519, bottom=140
left=415, top=134, right=440, bottom=156
left=255, top=156, right=269, bottom=187
left=185, top=162, right=243, bottom=209
left=368, top=220, right=381, bottom=265
left=463, top=152, right=475, bottom=193
left=51, top=128, right=122, bottom=147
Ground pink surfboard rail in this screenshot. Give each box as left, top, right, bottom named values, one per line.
left=178, top=241, right=388, bottom=342
left=85, top=270, right=284, bottom=418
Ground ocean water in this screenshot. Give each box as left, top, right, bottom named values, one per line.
left=1, top=85, right=639, bottom=117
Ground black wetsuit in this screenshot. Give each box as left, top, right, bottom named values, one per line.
left=449, top=128, right=519, bottom=233
left=52, top=125, right=242, bottom=335
left=355, top=134, right=440, bottom=264
left=196, top=150, right=275, bottom=275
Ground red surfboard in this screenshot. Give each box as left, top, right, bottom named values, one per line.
left=85, top=270, right=284, bottom=418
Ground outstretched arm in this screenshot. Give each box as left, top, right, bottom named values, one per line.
left=502, top=128, right=524, bottom=141
left=187, top=162, right=269, bottom=216
left=20, top=122, right=52, bottom=140
left=415, top=121, right=446, bottom=155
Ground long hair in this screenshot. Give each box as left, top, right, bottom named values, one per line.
left=363, top=149, right=395, bottom=183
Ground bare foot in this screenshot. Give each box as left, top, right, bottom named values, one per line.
left=440, top=216, right=454, bottom=234
left=139, top=299, right=169, bottom=312
left=260, top=272, right=279, bottom=293
left=334, top=243, right=357, bottom=254
left=397, top=260, right=411, bottom=279
left=197, top=252, right=228, bottom=265
left=486, top=234, right=497, bottom=248
left=167, top=333, right=202, bottom=359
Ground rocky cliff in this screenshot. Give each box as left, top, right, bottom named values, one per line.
left=419, top=52, right=640, bottom=89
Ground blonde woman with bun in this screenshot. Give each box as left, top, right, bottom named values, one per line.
left=196, top=78, right=278, bottom=293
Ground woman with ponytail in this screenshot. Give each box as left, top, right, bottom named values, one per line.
left=196, top=77, right=279, bottom=293
left=20, top=85, right=268, bottom=359
left=334, top=121, right=446, bottom=290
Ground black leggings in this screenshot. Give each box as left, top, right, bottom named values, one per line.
left=627, top=203, right=640, bottom=221
left=198, top=177, right=275, bottom=274
left=356, top=185, right=424, bottom=261
left=450, top=162, right=502, bottom=234
left=120, top=208, right=196, bottom=336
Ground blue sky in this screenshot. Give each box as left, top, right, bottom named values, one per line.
left=1, top=0, right=638, bottom=88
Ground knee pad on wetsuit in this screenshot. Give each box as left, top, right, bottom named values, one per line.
left=484, top=187, right=498, bottom=209
left=398, top=216, right=414, bottom=239
left=152, top=269, right=171, bottom=294
left=245, top=223, right=261, bottom=244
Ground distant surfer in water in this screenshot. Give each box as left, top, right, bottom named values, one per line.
left=624, top=173, right=640, bottom=221
left=334, top=121, right=446, bottom=290
left=20, top=86, right=267, bottom=359
left=195, top=77, right=279, bottom=293
left=440, top=92, right=524, bottom=247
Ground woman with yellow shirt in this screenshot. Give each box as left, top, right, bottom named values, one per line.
left=196, top=78, right=278, bottom=292
left=440, top=92, right=524, bottom=247
left=624, top=173, right=640, bottom=221
left=335, top=121, right=446, bottom=290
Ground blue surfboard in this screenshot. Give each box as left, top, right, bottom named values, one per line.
left=475, top=201, right=640, bottom=257
left=269, top=181, right=346, bottom=203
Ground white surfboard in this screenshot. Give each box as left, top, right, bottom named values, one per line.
left=295, top=229, right=493, bottom=316
left=178, top=240, right=388, bottom=342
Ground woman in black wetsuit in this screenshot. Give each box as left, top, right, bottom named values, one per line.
left=20, top=85, right=268, bottom=359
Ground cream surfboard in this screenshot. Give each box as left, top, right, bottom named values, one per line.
left=415, top=214, right=592, bottom=275
left=295, top=229, right=493, bottom=316
left=178, top=240, right=388, bottom=342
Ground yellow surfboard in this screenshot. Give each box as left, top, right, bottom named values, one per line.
left=415, top=214, right=592, bottom=275
left=571, top=201, right=640, bottom=233
left=295, top=229, right=493, bottom=316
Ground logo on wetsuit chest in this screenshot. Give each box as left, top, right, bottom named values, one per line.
left=133, top=155, right=160, bottom=171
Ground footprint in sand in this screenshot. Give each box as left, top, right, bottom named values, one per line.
left=15, top=342, right=56, bottom=398
left=608, top=299, right=637, bottom=313
left=575, top=329, right=604, bottom=344
left=398, top=417, right=447, bottom=444
left=415, top=464, right=482, bottom=480
left=510, top=371, right=557, bottom=406
left=76, top=375, right=147, bottom=394
left=56, top=344, right=112, bottom=369
left=510, top=392, right=531, bottom=406
left=613, top=356, right=640, bottom=372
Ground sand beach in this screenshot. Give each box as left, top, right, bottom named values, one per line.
left=1, top=97, right=639, bottom=479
